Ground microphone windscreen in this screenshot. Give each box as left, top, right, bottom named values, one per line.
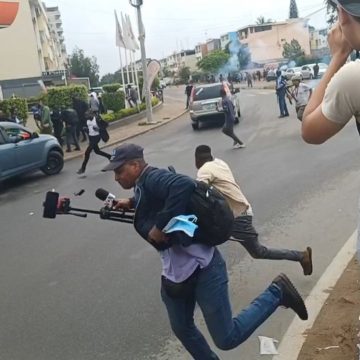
left=95, top=188, right=109, bottom=201
left=43, top=191, right=59, bottom=218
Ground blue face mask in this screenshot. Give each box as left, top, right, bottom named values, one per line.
left=163, top=215, right=198, bottom=238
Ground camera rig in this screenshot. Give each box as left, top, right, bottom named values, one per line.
left=43, top=191, right=134, bottom=224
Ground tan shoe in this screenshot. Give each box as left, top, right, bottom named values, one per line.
left=300, top=247, right=313, bottom=276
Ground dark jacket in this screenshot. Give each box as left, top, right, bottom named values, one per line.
left=133, top=166, right=196, bottom=250
left=61, top=108, right=79, bottom=127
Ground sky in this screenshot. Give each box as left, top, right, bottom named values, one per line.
left=44, top=0, right=330, bottom=77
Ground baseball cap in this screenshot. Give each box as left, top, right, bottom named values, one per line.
left=333, top=0, right=360, bottom=17
left=102, top=143, right=144, bottom=171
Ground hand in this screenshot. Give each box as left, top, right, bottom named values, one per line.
left=148, top=226, right=169, bottom=244
left=328, top=22, right=353, bottom=60
left=113, top=198, right=133, bottom=210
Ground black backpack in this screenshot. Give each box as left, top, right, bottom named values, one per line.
left=189, top=181, right=234, bottom=246
left=96, top=115, right=109, bottom=143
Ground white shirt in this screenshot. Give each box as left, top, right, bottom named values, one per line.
left=197, top=158, right=252, bottom=218
left=87, top=117, right=99, bottom=137
left=322, top=60, right=360, bottom=125
left=292, top=83, right=312, bottom=107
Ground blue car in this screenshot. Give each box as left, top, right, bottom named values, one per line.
left=0, top=122, right=64, bottom=182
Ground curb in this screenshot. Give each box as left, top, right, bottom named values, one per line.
left=63, top=108, right=188, bottom=163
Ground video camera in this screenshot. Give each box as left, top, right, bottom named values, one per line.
left=42, top=188, right=134, bottom=224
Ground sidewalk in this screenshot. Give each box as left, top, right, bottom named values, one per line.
left=27, top=100, right=187, bottom=162
left=298, top=256, right=359, bottom=360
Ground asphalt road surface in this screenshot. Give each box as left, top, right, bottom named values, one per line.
left=0, top=86, right=359, bottom=360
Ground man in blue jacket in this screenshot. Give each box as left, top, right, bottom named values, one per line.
left=102, top=143, right=308, bottom=360
left=276, top=70, right=290, bottom=118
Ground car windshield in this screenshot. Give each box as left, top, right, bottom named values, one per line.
left=193, top=85, right=222, bottom=101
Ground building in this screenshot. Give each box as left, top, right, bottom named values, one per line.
left=0, top=0, right=68, bottom=99
left=206, top=38, right=221, bottom=53
left=220, top=32, right=238, bottom=50
left=237, top=19, right=311, bottom=65
left=166, top=50, right=197, bottom=75
left=310, top=28, right=330, bottom=59
left=195, top=43, right=208, bottom=62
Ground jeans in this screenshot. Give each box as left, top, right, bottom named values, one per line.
left=161, top=248, right=282, bottom=359
left=80, top=135, right=111, bottom=171
left=277, top=90, right=289, bottom=116
left=232, top=216, right=303, bottom=261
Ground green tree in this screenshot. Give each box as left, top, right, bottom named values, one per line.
left=282, top=39, right=304, bottom=60
left=289, top=0, right=299, bottom=19
left=178, top=66, right=191, bottom=83
left=256, top=16, right=273, bottom=25
left=69, top=47, right=100, bottom=86
left=325, top=0, right=337, bottom=25
left=197, top=50, right=230, bottom=74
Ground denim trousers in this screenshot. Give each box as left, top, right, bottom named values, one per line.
left=278, top=91, right=289, bottom=116
left=161, top=248, right=282, bottom=360
left=232, top=215, right=303, bottom=262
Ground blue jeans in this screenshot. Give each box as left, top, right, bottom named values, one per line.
left=161, top=248, right=282, bottom=359
left=278, top=91, right=289, bottom=116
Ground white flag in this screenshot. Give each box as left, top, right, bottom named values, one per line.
left=126, top=14, right=139, bottom=51
left=121, top=12, right=133, bottom=50
left=142, top=60, right=161, bottom=98
left=115, top=10, right=125, bottom=48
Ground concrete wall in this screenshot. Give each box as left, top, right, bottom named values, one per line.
left=0, top=0, right=42, bottom=80
left=240, top=20, right=311, bottom=64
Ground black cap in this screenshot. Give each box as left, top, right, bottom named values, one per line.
left=102, top=143, right=144, bottom=171
left=333, top=0, right=360, bottom=17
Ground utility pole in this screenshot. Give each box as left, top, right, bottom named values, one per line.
left=130, top=0, right=154, bottom=124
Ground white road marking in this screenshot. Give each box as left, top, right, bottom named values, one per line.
left=272, top=230, right=357, bottom=360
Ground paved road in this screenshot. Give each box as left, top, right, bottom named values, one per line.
left=0, top=87, right=359, bottom=360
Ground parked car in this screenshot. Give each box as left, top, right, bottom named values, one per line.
left=284, top=67, right=303, bottom=80
left=189, top=82, right=240, bottom=130
left=300, top=65, right=314, bottom=79
left=266, top=69, right=277, bottom=81
left=0, top=122, right=64, bottom=182
left=159, top=80, right=167, bottom=89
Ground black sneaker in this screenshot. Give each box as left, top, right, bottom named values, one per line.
left=77, top=168, right=85, bottom=175
left=272, top=273, right=308, bottom=320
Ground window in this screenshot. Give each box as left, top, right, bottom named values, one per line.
left=4, top=128, right=31, bottom=141
left=193, top=85, right=222, bottom=101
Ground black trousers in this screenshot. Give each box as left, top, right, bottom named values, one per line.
left=80, top=135, right=111, bottom=171
left=231, top=215, right=303, bottom=261
left=222, top=125, right=243, bottom=145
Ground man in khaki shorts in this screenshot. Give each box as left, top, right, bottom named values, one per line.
left=288, top=75, right=312, bottom=121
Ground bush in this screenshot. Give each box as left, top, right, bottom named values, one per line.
left=46, top=85, right=88, bottom=109
left=103, top=83, right=122, bottom=93
left=0, top=97, right=28, bottom=125
left=102, top=92, right=125, bottom=112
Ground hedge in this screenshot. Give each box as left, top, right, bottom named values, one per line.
left=103, top=83, right=122, bottom=93
left=0, top=98, right=28, bottom=125
left=45, top=85, right=88, bottom=109
left=102, top=91, right=125, bottom=112
left=102, top=97, right=159, bottom=123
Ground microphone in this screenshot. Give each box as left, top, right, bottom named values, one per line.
left=95, top=188, right=117, bottom=207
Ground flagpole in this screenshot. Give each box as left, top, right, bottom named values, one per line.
left=131, top=50, right=140, bottom=111
left=118, top=48, right=128, bottom=108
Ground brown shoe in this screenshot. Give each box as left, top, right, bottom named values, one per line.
left=300, top=247, right=312, bottom=276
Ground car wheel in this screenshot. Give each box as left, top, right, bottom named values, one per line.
left=41, top=150, right=64, bottom=175
left=192, top=121, right=199, bottom=130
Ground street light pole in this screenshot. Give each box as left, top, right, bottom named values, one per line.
left=130, top=0, right=154, bottom=124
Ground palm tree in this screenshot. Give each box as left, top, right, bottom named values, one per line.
left=256, top=16, right=274, bottom=25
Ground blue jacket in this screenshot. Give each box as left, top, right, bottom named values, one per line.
left=132, top=166, right=196, bottom=250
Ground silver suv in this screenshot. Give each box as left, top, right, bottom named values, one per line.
left=189, top=83, right=241, bottom=130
